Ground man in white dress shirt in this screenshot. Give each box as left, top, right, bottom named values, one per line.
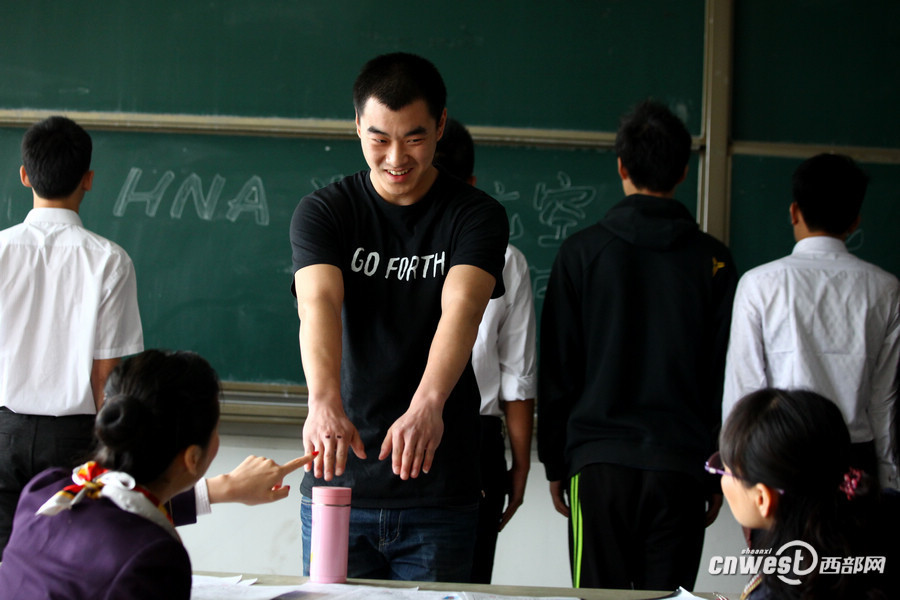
left=0, top=116, right=144, bottom=557
left=723, top=153, right=900, bottom=490
left=435, top=118, right=537, bottom=583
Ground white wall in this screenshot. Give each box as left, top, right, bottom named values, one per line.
left=181, top=433, right=747, bottom=596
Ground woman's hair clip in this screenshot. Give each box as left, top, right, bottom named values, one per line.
left=839, top=467, right=863, bottom=500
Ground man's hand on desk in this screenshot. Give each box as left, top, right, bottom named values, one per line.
left=379, top=401, right=445, bottom=480
left=303, top=397, right=367, bottom=481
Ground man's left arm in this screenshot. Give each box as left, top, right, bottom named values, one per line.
left=378, top=264, right=496, bottom=480
left=500, top=397, right=534, bottom=530
left=869, top=292, right=900, bottom=490
left=93, top=258, right=144, bottom=411
left=496, top=248, right=537, bottom=529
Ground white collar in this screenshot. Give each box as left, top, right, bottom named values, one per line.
left=24, top=207, right=84, bottom=227
left=792, top=236, right=848, bottom=255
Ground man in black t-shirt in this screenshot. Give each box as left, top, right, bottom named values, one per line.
left=291, top=52, right=508, bottom=582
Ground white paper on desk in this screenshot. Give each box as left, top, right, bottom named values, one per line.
left=298, top=583, right=434, bottom=599
left=457, top=594, right=573, bottom=600
left=191, top=574, right=307, bottom=600
left=656, top=588, right=707, bottom=600
left=299, top=582, right=573, bottom=600
left=462, top=595, right=573, bottom=600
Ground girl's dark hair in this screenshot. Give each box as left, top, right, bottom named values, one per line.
left=720, top=389, right=886, bottom=599
left=93, top=350, right=220, bottom=484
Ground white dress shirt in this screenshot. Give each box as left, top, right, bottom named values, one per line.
left=723, top=236, right=900, bottom=489
left=472, top=245, right=537, bottom=417
left=0, top=208, right=144, bottom=416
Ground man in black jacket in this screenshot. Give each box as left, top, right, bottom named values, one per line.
left=538, top=100, right=737, bottom=591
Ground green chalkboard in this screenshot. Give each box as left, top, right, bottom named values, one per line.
left=0, top=1, right=706, bottom=134
left=729, top=155, right=900, bottom=279
left=0, top=127, right=700, bottom=385
left=732, top=0, right=900, bottom=147
left=0, top=0, right=712, bottom=386
left=0, top=129, right=347, bottom=385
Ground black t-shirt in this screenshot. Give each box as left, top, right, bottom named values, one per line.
left=290, top=169, right=508, bottom=507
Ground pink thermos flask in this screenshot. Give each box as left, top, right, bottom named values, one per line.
left=309, top=486, right=352, bottom=583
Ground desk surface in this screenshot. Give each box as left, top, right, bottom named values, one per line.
left=200, top=572, right=719, bottom=600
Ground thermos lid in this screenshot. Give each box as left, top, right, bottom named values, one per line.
left=312, top=486, right=352, bottom=504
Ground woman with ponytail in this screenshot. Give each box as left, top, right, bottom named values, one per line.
left=0, top=350, right=313, bottom=599
left=712, top=388, right=897, bottom=599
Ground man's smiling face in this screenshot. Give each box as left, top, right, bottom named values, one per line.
left=356, top=97, right=446, bottom=206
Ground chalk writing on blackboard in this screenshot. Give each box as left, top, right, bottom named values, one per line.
left=312, top=175, right=345, bottom=190
left=530, top=266, right=551, bottom=302
left=509, top=213, right=525, bottom=241
left=3, top=196, right=15, bottom=221
left=112, top=168, right=270, bottom=226
left=490, top=181, right=520, bottom=204
left=533, top=172, right=596, bottom=247
left=489, top=181, right=525, bottom=242
left=846, top=228, right=864, bottom=252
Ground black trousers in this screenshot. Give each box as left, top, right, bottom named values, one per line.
left=0, top=407, right=95, bottom=558
left=471, top=415, right=507, bottom=583
left=568, top=462, right=707, bottom=591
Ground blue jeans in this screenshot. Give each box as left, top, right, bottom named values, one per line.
left=301, top=495, right=478, bottom=582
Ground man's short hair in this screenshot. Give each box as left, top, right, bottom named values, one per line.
left=792, top=153, right=868, bottom=236
left=353, top=52, right=447, bottom=125
left=21, top=116, right=92, bottom=199
left=614, top=100, right=692, bottom=194
left=434, top=118, right=474, bottom=181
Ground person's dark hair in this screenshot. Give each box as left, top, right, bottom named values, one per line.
left=21, top=116, right=92, bottom=199
left=353, top=52, right=447, bottom=125
left=614, top=100, right=691, bottom=193
left=93, top=350, right=220, bottom=484
left=792, top=153, right=868, bottom=236
left=721, top=389, right=885, bottom=599
left=434, top=117, right=474, bottom=181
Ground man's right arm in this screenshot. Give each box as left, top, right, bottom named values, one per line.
left=294, top=264, right=366, bottom=481
left=91, top=357, right=121, bottom=411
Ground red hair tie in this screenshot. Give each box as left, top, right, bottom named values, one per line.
left=839, top=468, right=863, bottom=500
